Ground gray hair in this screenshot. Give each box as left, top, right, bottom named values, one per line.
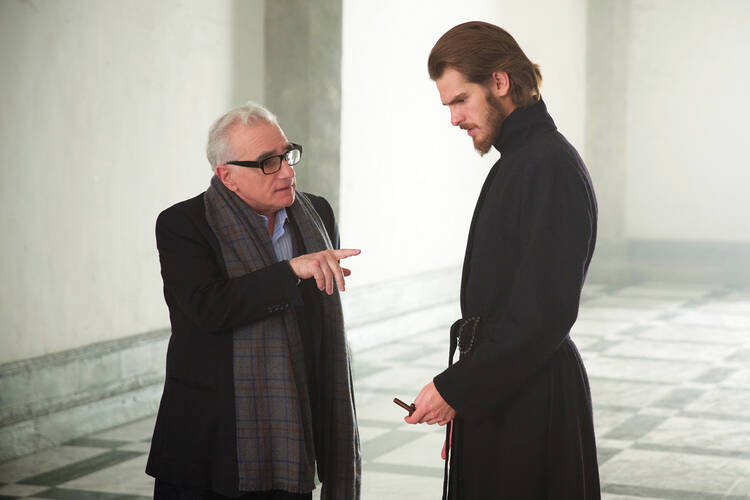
left=206, top=101, right=280, bottom=172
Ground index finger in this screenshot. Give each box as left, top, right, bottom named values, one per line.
left=405, top=404, right=428, bottom=424
left=332, top=249, right=361, bottom=260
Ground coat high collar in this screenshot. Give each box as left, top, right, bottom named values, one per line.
left=493, top=98, right=557, bottom=155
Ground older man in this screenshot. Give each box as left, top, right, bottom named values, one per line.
left=405, top=22, right=600, bottom=499
left=146, top=103, right=360, bottom=500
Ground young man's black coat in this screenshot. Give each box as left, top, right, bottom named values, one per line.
left=434, top=100, right=601, bottom=499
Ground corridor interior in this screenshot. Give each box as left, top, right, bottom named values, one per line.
left=1, top=280, right=749, bottom=499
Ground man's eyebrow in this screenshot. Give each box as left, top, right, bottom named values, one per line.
left=444, top=93, right=468, bottom=106
left=256, top=143, right=290, bottom=161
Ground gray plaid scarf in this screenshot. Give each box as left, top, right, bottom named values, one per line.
left=204, top=175, right=360, bottom=498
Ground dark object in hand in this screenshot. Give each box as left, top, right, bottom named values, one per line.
left=393, top=397, right=416, bottom=416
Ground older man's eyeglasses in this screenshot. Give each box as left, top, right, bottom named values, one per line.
left=226, top=143, right=303, bottom=175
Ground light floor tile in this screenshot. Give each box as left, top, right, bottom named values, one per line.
left=600, top=448, right=750, bottom=495
left=640, top=416, right=750, bottom=453
left=728, top=476, right=750, bottom=496
left=0, top=446, right=103, bottom=484
left=570, top=319, right=635, bottom=337
left=586, top=356, right=709, bottom=384
left=355, top=342, right=429, bottom=363
left=359, top=470, right=442, bottom=500
left=602, top=339, right=738, bottom=363
left=614, top=283, right=714, bottom=299
left=356, top=366, right=440, bottom=392
left=694, top=300, right=750, bottom=316
left=602, top=495, right=661, bottom=500
left=411, top=351, right=450, bottom=369
left=402, top=328, right=450, bottom=346
left=590, top=379, right=673, bottom=408
left=720, top=368, right=750, bottom=389
left=359, top=426, right=393, bottom=443
left=569, top=334, right=601, bottom=349
left=0, top=483, right=48, bottom=496
left=673, top=310, right=750, bottom=329
left=116, top=441, right=151, bottom=453
left=593, top=407, right=637, bottom=437
left=635, top=324, right=750, bottom=345
left=371, top=432, right=446, bottom=467
left=686, top=388, right=750, bottom=418
left=58, top=454, right=153, bottom=496
left=597, top=438, right=633, bottom=449
left=585, top=295, right=687, bottom=310
left=578, top=307, right=665, bottom=322
left=89, top=415, right=156, bottom=442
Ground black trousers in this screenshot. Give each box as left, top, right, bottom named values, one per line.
left=154, top=479, right=313, bottom=500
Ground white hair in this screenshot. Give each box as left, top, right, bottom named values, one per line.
left=206, top=101, right=280, bottom=172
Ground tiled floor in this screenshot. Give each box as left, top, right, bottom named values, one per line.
left=2, top=281, right=749, bottom=499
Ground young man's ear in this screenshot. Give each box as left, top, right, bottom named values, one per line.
left=490, top=71, right=511, bottom=98
left=216, top=164, right=236, bottom=191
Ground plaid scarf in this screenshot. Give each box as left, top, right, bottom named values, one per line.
left=204, top=175, right=360, bottom=498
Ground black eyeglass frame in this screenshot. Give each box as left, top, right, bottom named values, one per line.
left=226, top=143, right=303, bottom=175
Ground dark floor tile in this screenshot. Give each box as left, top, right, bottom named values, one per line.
left=727, top=349, right=750, bottom=363
left=693, top=367, right=737, bottom=384
left=596, top=446, right=622, bottom=465
left=361, top=429, right=425, bottom=462
left=602, top=482, right=746, bottom=500
left=19, top=450, right=144, bottom=487
left=35, top=488, right=150, bottom=499
left=680, top=410, right=750, bottom=423
left=655, top=311, right=679, bottom=321
left=634, top=442, right=750, bottom=460
left=65, top=437, right=131, bottom=448
left=652, top=387, right=705, bottom=409
left=585, top=338, right=624, bottom=352
left=603, top=413, right=668, bottom=441
left=618, top=324, right=655, bottom=337
left=358, top=418, right=398, bottom=429
left=352, top=362, right=390, bottom=381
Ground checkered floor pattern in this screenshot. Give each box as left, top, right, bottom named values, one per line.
left=1, top=281, right=749, bottom=499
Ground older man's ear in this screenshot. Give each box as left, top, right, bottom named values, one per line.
left=215, top=164, right=236, bottom=192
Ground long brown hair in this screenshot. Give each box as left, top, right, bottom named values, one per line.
left=428, top=21, right=542, bottom=108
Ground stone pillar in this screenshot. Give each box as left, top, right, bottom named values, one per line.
left=584, top=0, right=631, bottom=284
left=264, top=0, right=342, bottom=216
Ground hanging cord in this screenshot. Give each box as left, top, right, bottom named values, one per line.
left=442, top=317, right=480, bottom=500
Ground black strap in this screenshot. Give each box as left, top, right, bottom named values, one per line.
left=442, top=319, right=461, bottom=500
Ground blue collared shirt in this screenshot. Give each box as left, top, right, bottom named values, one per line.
left=259, top=208, right=294, bottom=262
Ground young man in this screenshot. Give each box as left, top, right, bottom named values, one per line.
left=405, top=22, right=601, bottom=499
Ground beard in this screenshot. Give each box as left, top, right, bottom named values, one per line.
left=473, top=93, right=507, bottom=156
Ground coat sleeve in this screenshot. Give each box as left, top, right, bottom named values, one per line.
left=433, top=160, right=595, bottom=421
left=156, top=204, right=303, bottom=335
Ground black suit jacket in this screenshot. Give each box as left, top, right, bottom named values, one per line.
left=146, top=191, right=338, bottom=496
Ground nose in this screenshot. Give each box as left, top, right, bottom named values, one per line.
left=278, top=159, right=295, bottom=178
left=450, top=107, right=463, bottom=127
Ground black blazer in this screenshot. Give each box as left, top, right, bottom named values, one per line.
left=146, top=191, right=338, bottom=496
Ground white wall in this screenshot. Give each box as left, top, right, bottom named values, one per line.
left=339, top=0, right=588, bottom=285
left=0, top=0, right=265, bottom=363
left=623, top=0, right=750, bottom=242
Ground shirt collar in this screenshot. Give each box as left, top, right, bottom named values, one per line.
left=258, top=208, right=289, bottom=244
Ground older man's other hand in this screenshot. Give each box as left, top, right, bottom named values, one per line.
left=289, top=248, right=361, bottom=295
left=405, top=381, right=455, bottom=426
